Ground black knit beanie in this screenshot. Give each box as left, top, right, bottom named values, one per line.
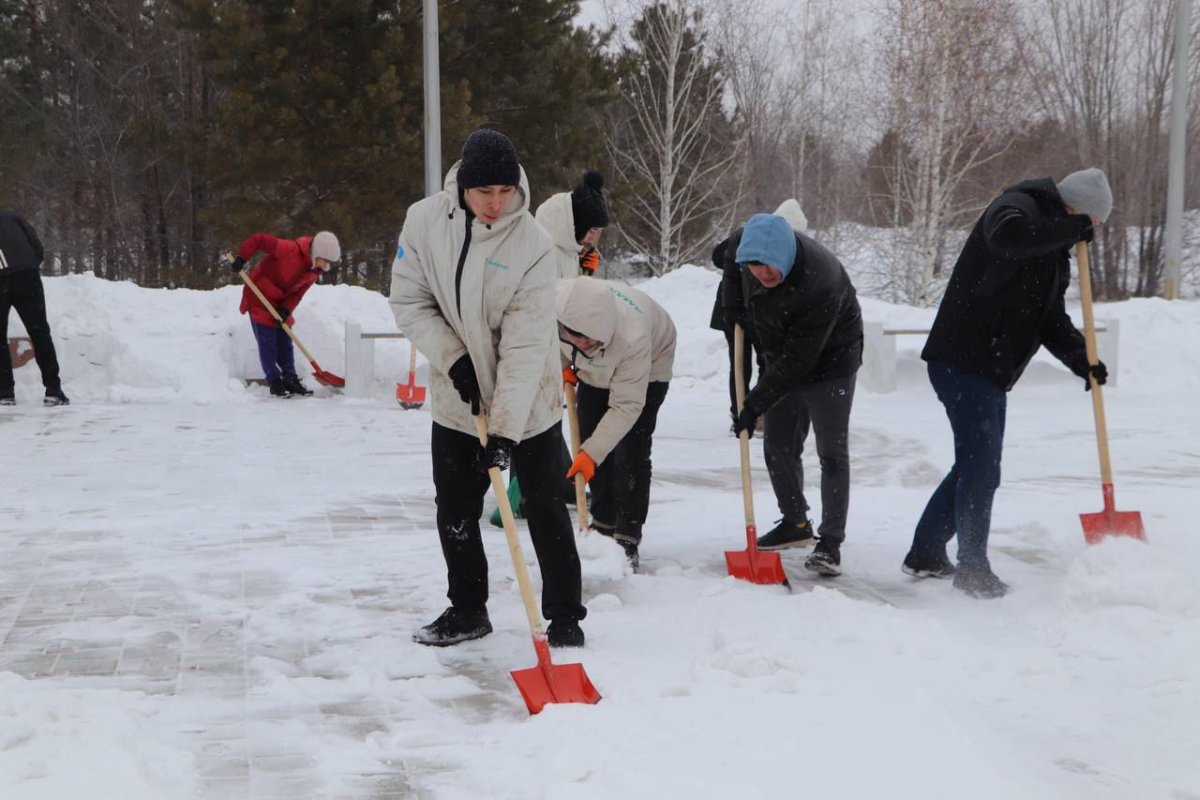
left=457, top=129, right=521, bottom=190
left=570, top=170, right=610, bottom=243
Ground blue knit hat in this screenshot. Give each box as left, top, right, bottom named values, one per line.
left=736, top=214, right=798, bottom=278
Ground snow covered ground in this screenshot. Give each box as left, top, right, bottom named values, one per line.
left=2, top=268, right=1198, bottom=799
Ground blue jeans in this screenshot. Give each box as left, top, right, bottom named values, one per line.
left=910, top=362, right=1007, bottom=572
left=251, top=321, right=297, bottom=383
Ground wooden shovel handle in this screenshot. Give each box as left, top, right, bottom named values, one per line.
left=474, top=414, right=544, bottom=637
left=734, top=325, right=756, bottom=528
left=563, top=381, right=590, bottom=529
left=1076, top=243, right=1114, bottom=485
left=407, top=343, right=418, bottom=377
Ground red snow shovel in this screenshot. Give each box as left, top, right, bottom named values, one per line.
left=1076, top=242, right=1145, bottom=544
left=563, top=377, right=591, bottom=533
left=724, top=325, right=790, bottom=588
left=472, top=413, right=601, bottom=715
left=396, top=344, right=426, bottom=408
left=239, top=269, right=345, bottom=388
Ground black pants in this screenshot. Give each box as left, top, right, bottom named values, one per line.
left=722, top=325, right=755, bottom=422
left=762, top=373, right=856, bottom=543
left=576, top=380, right=670, bottom=543
left=431, top=421, right=585, bottom=622
left=0, top=270, right=61, bottom=393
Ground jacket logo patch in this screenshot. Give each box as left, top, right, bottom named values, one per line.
left=395, top=243, right=405, bottom=261
left=607, top=286, right=643, bottom=314
left=485, top=257, right=510, bottom=271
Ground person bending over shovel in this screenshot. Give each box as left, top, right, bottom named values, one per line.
left=389, top=128, right=586, bottom=649
left=904, top=168, right=1111, bottom=599
left=556, top=277, right=677, bottom=571
left=229, top=230, right=341, bottom=397
left=719, top=213, right=863, bottom=578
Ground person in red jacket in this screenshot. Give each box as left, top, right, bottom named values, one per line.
left=229, top=230, right=341, bottom=396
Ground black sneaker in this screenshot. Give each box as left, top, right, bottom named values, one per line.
left=756, top=518, right=815, bottom=551
left=0, top=391, right=14, bottom=406
left=269, top=379, right=292, bottom=397
left=412, top=607, right=493, bottom=646
left=953, top=568, right=1008, bottom=599
left=804, top=540, right=842, bottom=576
left=614, top=533, right=640, bottom=572
left=546, top=619, right=585, bottom=648
left=902, top=551, right=956, bottom=579
left=282, top=375, right=313, bottom=396
left=43, top=387, right=70, bottom=406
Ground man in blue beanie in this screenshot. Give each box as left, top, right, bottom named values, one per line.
left=717, top=212, right=863, bottom=576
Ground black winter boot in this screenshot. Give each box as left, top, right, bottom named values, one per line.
left=614, top=533, right=640, bottom=572
left=804, top=539, right=842, bottom=576
left=413, top=607, right=493, bottom=646
left=902, top=551, right=956, bottom=579
left=0, top=388, right=14, bottom=406
left=953, top=568, right=1008, bottom=599
left=282, top=375, right=313, bottom=396
left=43, top=386, right=70, bottom=406
left=546, top=619, right=585, bottom=648
left=756, top=518, right=815, bottom=551
left=269, top=379, right=292, bottom=397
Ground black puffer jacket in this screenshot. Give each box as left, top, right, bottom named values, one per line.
left=0, top=211, right=44, bottom=276
left=718, top=228, right=863, bottom=414
left=922, top=178, right=1093, bottom=390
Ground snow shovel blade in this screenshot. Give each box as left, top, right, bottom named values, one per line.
left=510, top=637, right=601, bottom=715
left=396, top=377, right=426, bottom=408
left=725, top=548, right=789, bottom=586
left=1081, top=485, right=1145, bottom=544
left=312, top=368, right=344, bottom=388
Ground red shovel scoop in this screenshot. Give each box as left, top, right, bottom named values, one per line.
left=724, top=325, right=790, bottom=588
left=396, top=345, right=426, bottom=409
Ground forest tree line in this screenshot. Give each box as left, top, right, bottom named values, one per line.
left=1, top=0, right=1197, bottom=301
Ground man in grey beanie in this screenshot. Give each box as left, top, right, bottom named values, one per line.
left=905, top=168, right=1111, bottom=599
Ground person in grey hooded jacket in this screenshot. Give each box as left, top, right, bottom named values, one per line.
left=390, top=129, right=586, bottom=648
left=557, top=277, right=676, bottom=569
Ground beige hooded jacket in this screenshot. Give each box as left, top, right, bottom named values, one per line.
left=389, top=163, right=563, bottom=442
left=534, top=191, right=581, bottom=279
left=556, top=278, right=676, bottom=464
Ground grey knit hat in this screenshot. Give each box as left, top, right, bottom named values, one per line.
left=1056, top=168, right=1113, bottom=223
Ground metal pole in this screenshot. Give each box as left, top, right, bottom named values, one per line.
left=1165, top=0, right=1192, bottom=300
left=423, top=0, right=442, bottom=197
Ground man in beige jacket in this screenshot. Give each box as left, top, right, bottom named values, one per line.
left=557, top=277, right=676, bottom=570
left=390, top=129, right=586, bottom=648
left=534, top=170, right=610, bottom=279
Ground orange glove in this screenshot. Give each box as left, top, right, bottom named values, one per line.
left=566, top=451, right=597, bottom=484
left=562, top=366, right=578, bottom=386
left=579, top=248, right=600, bottom=275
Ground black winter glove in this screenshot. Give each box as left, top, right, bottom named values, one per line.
left=477, top=435, right=514, bottom=472
left=733, top=401, right=760, bottom=437
left=275, top=305, right=290, bottom=322
left=1070, top=214, right=1094, bottom=243
left=723, top=306, right=748, bottom=329
left=229, top=255, right=246, bottom=273
left=448, top=355, right=481, bottom=414
left=1081, top=360, right=1108, bottom=391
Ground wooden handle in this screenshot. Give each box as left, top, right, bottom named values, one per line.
left=238, top=269, right=321, bottom=365
left=1076, top=243, right=1114, bottom=485
left=564, top=381, right=591, bottom=530
left=473, top=414, right=544, bottom=637
left=407, top=344, right=418, bottom=377
left=733, top=325, right=756, bottom=528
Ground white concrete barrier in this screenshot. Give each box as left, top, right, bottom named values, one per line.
left=344, top=322, right=409, bottom=398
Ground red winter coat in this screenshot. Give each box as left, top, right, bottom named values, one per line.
left=237, top=233, right=320, bottom=327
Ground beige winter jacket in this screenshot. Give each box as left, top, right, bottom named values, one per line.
left=389, top=163, right=563, bottom=442
left=534, top=191, right=581, bottom=279
left=556, top=278, right=676, bottom=464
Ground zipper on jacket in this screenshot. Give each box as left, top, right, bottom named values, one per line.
left=454, top=212, right=473, bottom=318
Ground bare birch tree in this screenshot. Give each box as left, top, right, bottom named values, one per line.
left=605, top=0, right=742, bottom=275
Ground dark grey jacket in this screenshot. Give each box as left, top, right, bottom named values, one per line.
left=0, top=211, right=44, bottom=276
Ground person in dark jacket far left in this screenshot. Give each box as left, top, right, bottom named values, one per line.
left=229, top=230, right=341, bottom=397
left=0, top=210, right=68, bottom=406
left=723, top=213, right=864, bottom=578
